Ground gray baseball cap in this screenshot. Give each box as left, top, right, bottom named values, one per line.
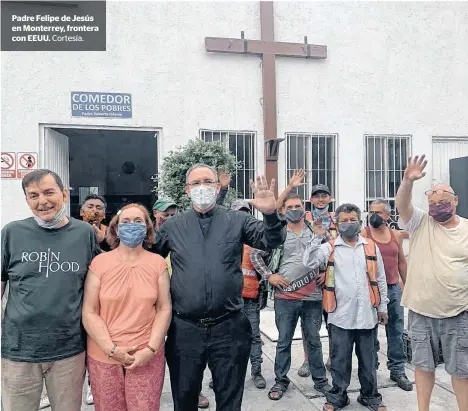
left=311, top=184, right=331, bottom=196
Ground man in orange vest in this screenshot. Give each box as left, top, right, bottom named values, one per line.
left=231, top=199, right=267, bottom=389
left=304, top=203, right=389, bottom=411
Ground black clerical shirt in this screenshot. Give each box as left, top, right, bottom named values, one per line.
left=152, top=206, right=285, bottom=320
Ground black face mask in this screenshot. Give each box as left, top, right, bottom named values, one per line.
left=369, top=213, right=385, bottom=228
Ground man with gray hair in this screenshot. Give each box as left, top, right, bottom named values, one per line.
left=152, top=163, right=286, bottom=411
left=360, top=199, right=411, bottom=391
left=396, top=155, right=468, bottom=411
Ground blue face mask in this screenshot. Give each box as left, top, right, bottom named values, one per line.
left=118, top=223, right=147, bottom=248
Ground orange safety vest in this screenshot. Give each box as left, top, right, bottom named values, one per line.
left=305, top=211, right=338, bottom=239
left=241, top=244, right=259, bottom=299
left=323, top=238, right=381, bottom=313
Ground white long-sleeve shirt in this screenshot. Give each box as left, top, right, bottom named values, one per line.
left=303, top=235, right=389, bottom=330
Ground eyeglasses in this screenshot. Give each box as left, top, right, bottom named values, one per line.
left=425, top=189, right=456, bottom=196
left=188, top=180, right=218, bottom=187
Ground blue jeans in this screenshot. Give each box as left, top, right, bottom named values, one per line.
left=242, top=298, right=263, bottom=374
left=375, top=283, right=407, bottom=375
left=274, top=299, right=328, bottom=388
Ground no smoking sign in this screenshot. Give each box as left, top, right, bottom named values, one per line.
left=1, top=152, right=16, bottom=178
left=17, top=152, right=38, bottom=178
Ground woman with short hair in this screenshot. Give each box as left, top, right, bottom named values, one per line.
left=83, top=203, right=171, bottom=411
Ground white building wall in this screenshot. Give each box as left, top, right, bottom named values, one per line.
left=275, top=1, right=468, bottom=210
left=1, top=1, right=264, bottom=223
left=2, top=1, right=468, bottom=225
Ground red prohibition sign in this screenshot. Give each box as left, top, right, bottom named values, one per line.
left=1, top=153, right=15, bottom=169
left=19, top=154, right=36, bottom=169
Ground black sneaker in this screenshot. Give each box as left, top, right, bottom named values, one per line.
left=252, top=372, right=266, bottom=389
left=390, top=374, right=413, bottom=391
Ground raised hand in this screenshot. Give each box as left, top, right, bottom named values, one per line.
left=247, top=175, right=276, bottom=215
left=404, top=155, right=428, bottom=182
left=93, top=224, right=106, bottom=243
left=288, top=169, right=306, bottom=188
left=313, top=217, right=327, bottom=237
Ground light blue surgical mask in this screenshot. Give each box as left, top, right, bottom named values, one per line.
left=118, top=223, right=147, bottom=248
left=312, top=206, right=328, bottom=218
left=34, top=204, right=67, bottom=229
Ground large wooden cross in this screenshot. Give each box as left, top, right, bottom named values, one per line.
left=205, top=1, right=327, bottom=195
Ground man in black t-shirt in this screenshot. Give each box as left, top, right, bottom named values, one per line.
left=1, top=169, right=100, bottom=411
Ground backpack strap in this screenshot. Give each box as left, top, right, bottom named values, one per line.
left=323, top=239, right=337, bottom=313
left=362, top=238, right=381, bottom=307
left=304, top=218, right=314, bottom=234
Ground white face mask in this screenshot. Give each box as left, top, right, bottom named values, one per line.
left=189, top=185, right=217, bottom=211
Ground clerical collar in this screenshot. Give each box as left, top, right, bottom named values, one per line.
left=194, top=206, right=216, bottom=219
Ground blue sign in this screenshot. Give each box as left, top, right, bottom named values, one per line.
left=71, top=92, right=132, bottom=118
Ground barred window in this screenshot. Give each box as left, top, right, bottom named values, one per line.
left=365, top=135, right=410, bottom=228
left=286, top=133, right=338, bottom=210
left=200, top=130, right=255, bottom=199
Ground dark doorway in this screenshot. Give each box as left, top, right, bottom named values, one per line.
left=56, top=128, right=158, bottom=222
left=450, top=156, right=468, bottom=219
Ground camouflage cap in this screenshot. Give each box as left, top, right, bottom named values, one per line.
left=152, top=197, right=177, bottom=211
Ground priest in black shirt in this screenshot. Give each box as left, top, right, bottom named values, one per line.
left=153, top=164, right=286, bottom=411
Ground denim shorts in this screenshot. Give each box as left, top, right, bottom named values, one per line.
left=409, top=310, right=468, bottom=378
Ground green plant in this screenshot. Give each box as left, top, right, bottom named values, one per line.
left=154, top=139, right=241, bottom=209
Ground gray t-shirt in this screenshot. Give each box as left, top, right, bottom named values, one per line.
left=276, top=226, right=321, bottom=301
left=1, top=217, right=100, bottom=362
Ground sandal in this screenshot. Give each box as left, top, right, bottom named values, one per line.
left=322, top=398, right=350, bottom=411
left=268, top=383, right=287, bottom=401
left=356, top=395, right=387, bottom=411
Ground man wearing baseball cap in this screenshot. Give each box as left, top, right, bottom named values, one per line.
left=152, top=197, right=178, bottom=230
left=302, top=183, right=337, bottom=376
left=276, top=170, right=336, bottom=378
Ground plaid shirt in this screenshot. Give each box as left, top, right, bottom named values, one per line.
left=250, top=249, right=272, bottom=279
